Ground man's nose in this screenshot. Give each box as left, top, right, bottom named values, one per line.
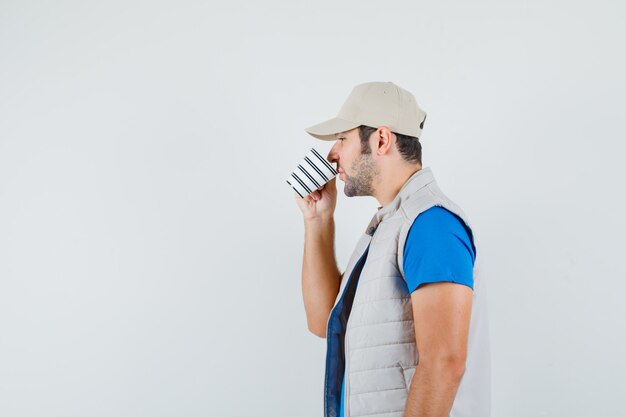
left=327, top=143, right=339, bottom=166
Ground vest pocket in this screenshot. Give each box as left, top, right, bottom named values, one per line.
left=400, top=364, right=416, bottom=389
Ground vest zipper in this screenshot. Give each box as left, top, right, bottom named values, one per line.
left=324, top=244, right=370, bottom=417
left=344, top=240, right=373, bottom=417
left=344, top=327, right=351, bottom=417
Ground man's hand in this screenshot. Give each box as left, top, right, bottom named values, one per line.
left=403, top=282, right=472, bottom=417
left=293, top=176, right=337, bottom=222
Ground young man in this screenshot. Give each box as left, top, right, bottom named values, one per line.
left=292, top=82, right=491, bottom=417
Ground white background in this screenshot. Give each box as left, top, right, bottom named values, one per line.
left=1, top=1, right=625, bottom=416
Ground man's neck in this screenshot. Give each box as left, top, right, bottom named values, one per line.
left=374, top=165, right=422, bottom=209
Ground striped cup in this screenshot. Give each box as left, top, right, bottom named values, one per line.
left=286, top=148, right=338, bottom=198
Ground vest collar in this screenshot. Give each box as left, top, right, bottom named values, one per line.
left=365, top=167, right=436, bottom=235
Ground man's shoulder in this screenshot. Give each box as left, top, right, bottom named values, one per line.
left=411, top=205, right=465, bottom=231
left=405, top=205, right=476, bottom=262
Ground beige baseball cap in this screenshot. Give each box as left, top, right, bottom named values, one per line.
left=305, top=81, right=427, bottom=141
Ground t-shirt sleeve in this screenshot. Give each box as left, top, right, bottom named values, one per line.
left=402, top=206, right=476, bottom=293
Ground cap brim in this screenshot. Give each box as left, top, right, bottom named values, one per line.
left=305, top=118, right=360, bottom=141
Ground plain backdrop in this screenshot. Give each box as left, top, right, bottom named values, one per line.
left=1, top=1, right=625, bottom=416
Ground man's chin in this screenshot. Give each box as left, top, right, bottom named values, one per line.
left=343, top=187, right=357, bottom=197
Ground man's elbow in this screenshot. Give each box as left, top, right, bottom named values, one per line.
left=307, top=320, right=327, bottom=338
left=451, top=359, right=466, bottom=380
left=419, top=353, right=467, bottom=380
left=446, top=353, right=467, bottom=377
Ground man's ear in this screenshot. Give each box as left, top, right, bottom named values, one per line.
left=375, top=126, right=394, bottom=155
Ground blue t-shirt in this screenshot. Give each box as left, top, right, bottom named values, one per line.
left=339, top=206, right=475, bottom=416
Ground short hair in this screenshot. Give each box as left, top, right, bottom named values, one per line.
left=358, top=125, right=422, bottom=165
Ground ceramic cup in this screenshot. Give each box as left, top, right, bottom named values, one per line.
left=286, top=147, right=338, bottom=198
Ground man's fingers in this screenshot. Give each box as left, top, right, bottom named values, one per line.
left=294, top=192, right=316, bottom=203
left=293, top=188, right=325, bottom=202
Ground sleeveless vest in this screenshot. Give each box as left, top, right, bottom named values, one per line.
left=324, top=167, right=491, bottom=417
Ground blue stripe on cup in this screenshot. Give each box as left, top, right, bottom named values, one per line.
left=298, top=164, right=322, bottom=189
left=311, top=148, right=337, bottom=174
left=304, top=156, right=329, bottom=181
left=286, top=180, right=304, bottom=198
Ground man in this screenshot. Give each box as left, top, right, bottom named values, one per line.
left=293, top=81, right=490, bottom=417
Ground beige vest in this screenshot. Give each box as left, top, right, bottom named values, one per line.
left=324, top=167, right=491, bottom=417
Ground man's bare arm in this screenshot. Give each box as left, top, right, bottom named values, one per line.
left=301, top=217, right=342, bottom=338
left=403, top=282, right=472, bottom=417
left=293, top=176, right=341, bottom=338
